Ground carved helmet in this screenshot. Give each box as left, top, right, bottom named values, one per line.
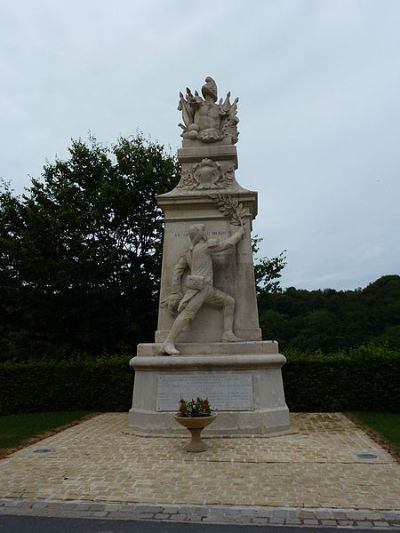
left=201, top=76, right=218, bottom=102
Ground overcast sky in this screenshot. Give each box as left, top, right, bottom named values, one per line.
left=1, top=0, right=399, bottom=290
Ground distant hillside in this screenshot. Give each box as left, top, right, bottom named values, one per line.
left=258, top=275, right=400, bottom=352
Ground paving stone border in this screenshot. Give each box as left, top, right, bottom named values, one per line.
left=1, top=499, right=400, bottom=529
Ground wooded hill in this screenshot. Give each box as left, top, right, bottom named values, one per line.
left=258, top=275, right=400, bottom=352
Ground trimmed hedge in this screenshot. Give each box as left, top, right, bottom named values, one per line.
left=283, top=356, right=400, bottom=413
left=0, top=346, right=399, bottom=414
left=0, top=356, right=133, bottom=414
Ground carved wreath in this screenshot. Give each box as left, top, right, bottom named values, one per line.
left=178, top=159, right=234, bottom=190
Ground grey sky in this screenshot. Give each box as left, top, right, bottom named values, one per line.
left=1, top=0, right=399, bottom=290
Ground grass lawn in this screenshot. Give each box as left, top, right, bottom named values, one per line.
left=0, top=411, right=90, bottom=451
left=350, top=411, right=400, bottom=450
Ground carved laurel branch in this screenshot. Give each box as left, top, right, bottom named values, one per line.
left=208, top=193, right=249, bottom=226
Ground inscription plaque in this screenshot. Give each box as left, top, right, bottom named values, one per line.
left=157, top=372, right=254, bottom=411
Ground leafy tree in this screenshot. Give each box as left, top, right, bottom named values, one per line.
left=0, top=135, right=180, bottom=360
left=2, top=134, right=399, bottom=359
left=252, top=236, right=287, bottom=294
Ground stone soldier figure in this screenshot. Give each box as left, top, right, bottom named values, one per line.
left=161, top=223, right=244, bottom=355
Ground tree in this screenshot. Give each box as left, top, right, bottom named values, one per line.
left=0, top=135, right=180, bottom=360
left=252, top=236, right=287, bottom=294
left=258, top=275, right=400, bottom=352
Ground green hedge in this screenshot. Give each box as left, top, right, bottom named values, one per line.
left=0, top=356, right=133, bottom=414
left=283, top=352, right=400, bottom=412
left=0, top=346, right=399, bottom=414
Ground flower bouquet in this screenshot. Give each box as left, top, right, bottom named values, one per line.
left=177, top=397, right=212, bottom=417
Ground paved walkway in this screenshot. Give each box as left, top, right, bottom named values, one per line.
left=0, top=413, right=399, bottom=528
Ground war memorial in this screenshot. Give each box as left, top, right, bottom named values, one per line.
left=128, top=76, right=290, bottom=435
left=0, top=77, right=399, bottom=530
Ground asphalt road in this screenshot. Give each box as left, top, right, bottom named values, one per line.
left=1, top=516, right=399, bottom=533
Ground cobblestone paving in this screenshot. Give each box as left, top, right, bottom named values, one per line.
left=0, top=413, right=399, bottom=526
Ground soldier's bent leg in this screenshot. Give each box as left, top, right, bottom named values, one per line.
left=221, top=294, right=242, bottom=342
left=207, top=289, right=243, bottom=342
left=161, top=313, right=191, bottom=355
left=161, top=291, right=206, bottom=355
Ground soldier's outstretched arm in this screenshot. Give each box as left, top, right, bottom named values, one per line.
left=209, top=225, right=244, bottom=252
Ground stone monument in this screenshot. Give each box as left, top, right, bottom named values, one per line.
left=128, top=77, right=290, bottom=435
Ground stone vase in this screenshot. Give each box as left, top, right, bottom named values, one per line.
left=175, top=414, right=217, bottom=452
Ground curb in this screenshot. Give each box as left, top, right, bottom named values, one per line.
left=0, top=499, right=400, bottom=528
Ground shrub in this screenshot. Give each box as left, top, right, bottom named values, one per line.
left=0, top=345, right=398, bottom=415
left=0, top=355, right=133, bottom=414
left=283, top=344, right=400, bottom=412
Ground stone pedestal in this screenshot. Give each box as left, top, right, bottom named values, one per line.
left=129, top=341, right=290, bottom=436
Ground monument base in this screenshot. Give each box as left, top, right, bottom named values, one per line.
left=128, top=341, right=290, bottom=436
